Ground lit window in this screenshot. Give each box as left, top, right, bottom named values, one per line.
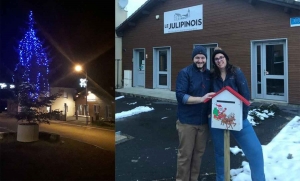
left=63, top=91, right=68, bottom=98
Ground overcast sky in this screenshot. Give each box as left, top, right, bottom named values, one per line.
left=125, top=0, right=147, bottom=17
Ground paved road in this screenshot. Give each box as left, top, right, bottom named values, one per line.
left=0, top=114, right=115, bottom=152
left=115, top=94, right=214, bottom=181
left=115, top=93, right=294, bottom=181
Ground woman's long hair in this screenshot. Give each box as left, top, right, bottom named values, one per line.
left=211, top=63, right=238, bottom=79
left=210, top=47, right=238, bottom=79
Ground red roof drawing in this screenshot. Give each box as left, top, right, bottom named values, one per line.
left=203, top=86, right=250, bottom=106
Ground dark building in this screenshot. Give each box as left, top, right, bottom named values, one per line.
left=74, top=88, right=115, bottom=122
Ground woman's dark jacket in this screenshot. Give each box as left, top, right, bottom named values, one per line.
left=211, top=67, right=250, bottom=120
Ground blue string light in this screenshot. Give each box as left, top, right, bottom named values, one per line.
left=14, top=11, right=50, bottom=99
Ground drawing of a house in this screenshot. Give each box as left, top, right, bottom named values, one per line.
left=174, top=9, right=190, bottom=21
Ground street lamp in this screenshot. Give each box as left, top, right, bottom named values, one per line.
left=74, top=64, right=88, bottom=125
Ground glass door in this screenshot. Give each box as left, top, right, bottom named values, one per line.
left=137, top=50, right=145, bottom=87
left=263, top=44, right=285, bottom=100
left=157, top=50, right=168, bottom=88
left=133, top=49, right=145, bottom=87
left=254, top=44, right=262, bottom=98
left=253, top=41, right=287, bottom=101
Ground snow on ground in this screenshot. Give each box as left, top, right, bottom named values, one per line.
left=231, top=116, right=300, bottom=181
left=247, top=109, right=275, bottom=126
left=115, top=96, right=124, bottom=100
left=127, top=102, right=137, bottom=105
left=115, top=106, right=154, bottom=119
left=230, top=146, right=244, bottom=156
left=116, top=95, right=300, bottom=180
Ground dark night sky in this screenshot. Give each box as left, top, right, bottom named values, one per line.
left=0, top=0, right=115, bottom=97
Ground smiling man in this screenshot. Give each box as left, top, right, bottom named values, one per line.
left=175, top=45, right=215, bottom=181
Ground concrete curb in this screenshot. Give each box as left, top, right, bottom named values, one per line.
left=0, top=131, right=60, bottom=142
left=115, top=132, right=134, bottom=145
left=0, top=132, right=16, bottom=140
left=48, top=120, right=115, bottom=131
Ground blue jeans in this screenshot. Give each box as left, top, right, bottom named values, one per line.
left=209, top=118, right=266, bottom=181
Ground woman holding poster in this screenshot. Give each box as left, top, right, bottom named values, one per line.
left=209, top=47, right=266, bottom=181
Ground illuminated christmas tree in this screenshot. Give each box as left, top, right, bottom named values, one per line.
left=12, top=11, right=61, bottom=124
left=14, top=11, right=50, bottom=99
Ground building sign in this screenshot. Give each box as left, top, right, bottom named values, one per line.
left=164, top=5, right=203, bottom=34
left=290, top=17, right=300, bottom=27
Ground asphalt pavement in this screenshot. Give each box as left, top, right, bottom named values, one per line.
left=115, top=92, right=297, bottom=181
left=0, top=114, right=115, bottom=151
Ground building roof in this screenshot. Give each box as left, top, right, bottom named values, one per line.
left=258, top=0, right=300, bottom=10
left=116, top=0, right=300, bottom=37
left=116, top=0, right=166, bottom=37
left=204, top=86, right=251, bottom=106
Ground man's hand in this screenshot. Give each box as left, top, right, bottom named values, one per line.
left=200, top=92, right=215, bottom=103
left=186, top=92, right=215, bottom=104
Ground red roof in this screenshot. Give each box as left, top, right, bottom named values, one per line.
left=203, top=86, right=250, bottom=106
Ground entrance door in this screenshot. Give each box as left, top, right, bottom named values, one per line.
left=252, top=41, right=287, bottom=101
left=133, top=49, right=145, bottom=87
left=155, top=48, right=170, bottom=89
